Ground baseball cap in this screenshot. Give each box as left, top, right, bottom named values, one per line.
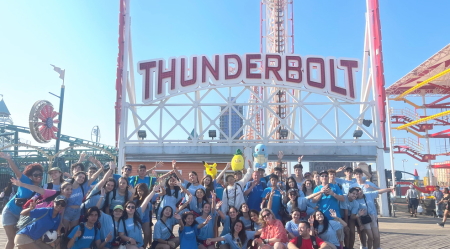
left=48, top=167, right=62, bottom=173
left=319, top=170, right=329, bottom=176
left=113, top=205, right=124, bottom=211
left=304, top=172, right=311, bottom=177
left=54, top=195, right=67, bottom=202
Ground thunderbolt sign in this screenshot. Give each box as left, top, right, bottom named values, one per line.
left=138, top=53, right=359, bottom=103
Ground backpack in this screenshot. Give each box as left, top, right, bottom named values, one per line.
left=66, top=222, right=99, bottom=249
left=295, top=236, right=319, bottom=249
left=225, top=183, right=243, bottom=207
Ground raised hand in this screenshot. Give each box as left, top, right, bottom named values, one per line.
left=128, top=185, right=136, bottom=195
left=109, top=161, right=117, bottom=171
left=211, top=191, right=216, bottom=199
left=225, top=162, right=231, bottom=169
left=10, top=177, right=22, bottom=187
left=154, top=161, right=164, bottom=169
left=79, top=153, right=86, bottom=162
left=216, top=201, right=223, bottom=210
left=308, top=214, right=314, bottom=224
left=204, top=215, right=212, bottom=224
left=153, top=185, right=161, bottom=193
left=172, top=160, right=177, bottom=170
left=329, top=209, right=337, bottom=218
left=0, top=152, right=11, bottom=160
left=247, top=160, right=253, bottom=168
left=298, top=156, right=303, bottom=163
left=101, top=187, right=106, bottom=196
left=173, top=213, right=181, bottom=220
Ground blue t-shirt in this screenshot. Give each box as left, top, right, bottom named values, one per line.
left=98, top=211, right=119, bottom=243
left=6, top=174, right=35, bottom=215
left=43, top=183, right=61, bottom=191
left=317, top=220, right=342, bottom=246
left=313, top=184, right=343, bottom=220
left=153, top=217, right=178, bottom=240
left=68, top=224, right=101, bottom=249
left=195, top=212, right=217, bottom=240
left=68, top=182, right=90, bottom=206
left=221, top=231, right=255, bottom=249
left=118, top=208, right=144, bottom=247
left=214, top=180, right=224, bottom=200
left=339, top=195, right=359, bottom=215
left=158, top=189, right=183, bottom=219
left=286, top=197, right=311, bottom=214
left=107, top=190, right=132, bottom=211
left=239, top=216, right=252, bottom=230
left=285, top=220, right=300, bottom=237
left=261, top=187, right=283, bottom=220
left=221, top=215, right=239, bottom=236
left=244, top=181, right=267, bottom=211
left=113, top=174, right=132, bottom=183
left=183, top=180, right=205, bottom=197
left=83, top=184, right=104, bottom=210
left=179, top=224, right=199, bottom=249
left=17, top=207, right=60, bottom=240
left=189, top=196, right=208, bottom=214
left=362, top=191, right=378, bottom=215
left=129, top=175, right=157, bottom=188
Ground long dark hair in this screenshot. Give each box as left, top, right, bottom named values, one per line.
left=231, top=220, right=247, bottom=245
left=302, top=179, right=315, bottom=195
left=134, top=183, right=149, bottom=206
left=202, top=175, right=214, bottom=198
left=285, top=176, right=298, bottom=193
left=288, top=189, right=299, bottom=209
left=239, top=203, right=249, bottom=219
left=160, top=206, right=173, bottom=219
left=70, top=171, right=88, bottom=185
left=101, top=178, right=117, bottom=212
left=312, top=210, right=329, bottom=235
left=195, top=188, right=208, bottom=209
left=123, top=201, right=142, bottom=228
left=249, top=209, right=259, bottom=231
left=164, top=177, right=181, bottom=199
left=182, top=212, right=198, bottom=227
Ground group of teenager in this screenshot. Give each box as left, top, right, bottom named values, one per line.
left=0, top=150, right=393, bottom=249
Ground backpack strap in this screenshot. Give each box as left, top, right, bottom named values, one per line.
left=310, top=236, right=319, bottom=249
left=121, top=218, right=128, bottom=236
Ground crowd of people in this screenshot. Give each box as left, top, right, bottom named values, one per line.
left=0, top=151, right=399, bottom=249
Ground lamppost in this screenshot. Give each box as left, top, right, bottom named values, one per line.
left=49, top=65, right=65, bottom=153
left=402, top=159, right=408, bottom=180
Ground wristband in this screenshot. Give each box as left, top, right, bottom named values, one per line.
left=264, top=239, right=269, bottom=244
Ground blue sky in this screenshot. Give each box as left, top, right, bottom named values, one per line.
left=1, top=1, right=449, bottom=179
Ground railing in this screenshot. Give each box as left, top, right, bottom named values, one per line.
left=392, top=137, right=424, bottom=153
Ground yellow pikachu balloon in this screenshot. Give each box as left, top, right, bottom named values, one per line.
left=203, top=161, right=218, bottom=179
left=231, top=149, right=244, bottom=171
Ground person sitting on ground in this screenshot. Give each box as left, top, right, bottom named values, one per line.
left=286, top=221, right=336, bottom=249
left=311, top=210, right=346, bottom=249
left=252, top=208, right=288, bottom=249
left=67, top=206, right=110, bottom=249
left=15, top=195, right=68, bottom=249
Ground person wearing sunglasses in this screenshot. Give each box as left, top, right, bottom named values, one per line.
left=0, top=152, right=44, bottom=249
left=252, top=208, right=288, bottom=249
left=119, top=185, right=161, bottom=249
left=311, top=171, right=344, bottom=221
left=15, top=195, right=67, bottom=249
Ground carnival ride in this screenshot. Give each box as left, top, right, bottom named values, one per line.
left=387, top=44, right=450, bottom=186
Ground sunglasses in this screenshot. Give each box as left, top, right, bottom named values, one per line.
left=262, top=213, right=271, bottom=218
left=32, top=173, right=43, bottom=177
left=124, top=168, right=132, bottom=171
left=55, top=201, right=66, bottom=207
left=126, top=206, right=136, bottom=209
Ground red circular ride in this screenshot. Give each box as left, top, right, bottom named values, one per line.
left=29, top=100, right=60, bottom=143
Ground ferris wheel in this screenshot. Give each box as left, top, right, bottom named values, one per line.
left=29, top=100, right=60, bottom=143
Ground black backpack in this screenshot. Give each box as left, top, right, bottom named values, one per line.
left=65, top=222, right=99, bottom=249
left=295, top=236, right=318, bottom=249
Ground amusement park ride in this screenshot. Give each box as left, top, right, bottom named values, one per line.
left=114, top=0, right=391, bottom=215
left=387, top=44, right=450, bottom=187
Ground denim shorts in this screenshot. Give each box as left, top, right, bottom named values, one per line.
left=63, top=206, right=81, bottom=222
left=2, top=207, right=20, bottom=226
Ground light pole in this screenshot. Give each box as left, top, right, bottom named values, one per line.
left=402, top=159, right=408, bottom=180
left=50, top=65, right=65, bottom=153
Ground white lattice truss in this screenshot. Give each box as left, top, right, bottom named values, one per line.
left=122, top=85, right=379, bottom=146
